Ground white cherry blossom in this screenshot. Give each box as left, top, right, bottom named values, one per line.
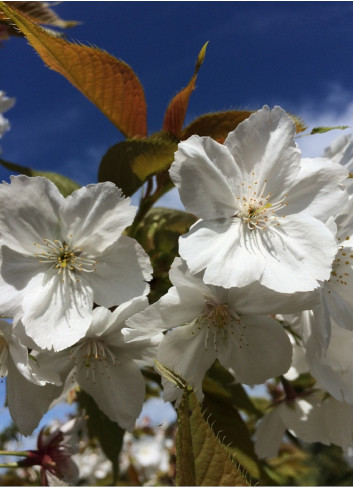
left=278, top=196, right=353, bottom=403
left=169, top=105, right=348, bottom=292
left=255, top=390, right=353, bottom=459
left=30, top=297, right=161, bottom=432
left=0, top=176, right=152, bottom=351
left=126, top=258, right=306, bottom=404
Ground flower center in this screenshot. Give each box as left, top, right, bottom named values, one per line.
left=191, top=302, right=248, bottom=352
left=234, top=174, right=288, bottom=230
left=0, top=335, right=9, bottom=379
left=33, top=237, right=97, bottom=281
left=70, top=338, right=119, bottom=383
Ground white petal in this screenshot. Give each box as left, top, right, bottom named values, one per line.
left=86, top=306, right=114, bottom=337
left=325, top=286, right=353, bottom=332
left=77, top=354, right=145, bottom=431
left=286, top=157, right=348, bottom=220
left=7, top=358, right=62, bottom=436
left=7, top=332, right=58, bottom=387
left=224, top=106, right=301, bottom=200
left=301, top=302, right=332, bottom=357
left=125, top=258, right=216, bottom=341
left=124, top=299, right=171, bottom=342
left=101, top=296, right=150, bottom=343
left=323, top=398, right=353, bottom=450
left=227, top=282, right=320, bottom=316
left=335, top=197, right=353, bottom=240
left=220, top=315, right=292, bottom=384
left=62, top=182, right=136, bottom=254
left=254, top=409, right=286, bottom=459
left=169, top=135, right=238, bottom=219
left=33, top=348, right=73, bottom=383
left=259, top=214, right=338, bottom=293
left=181, top=213, right=335, bottom=293
left=169, top=257, right=212, bottom=296
left=280, top=397, right=330, bottom=445
left=0, top=246, right=43, bottom=316
left=158, top=287, right=207, bottom=327
left=179, top=218, right=266, bottom=288
left=0, top=175, right=63, bottom=254
left=307, top=322, right=353, bottom=403
left=325, top=133, right=353, bottom=167
left=21, top=272, right=93, bottom=351
left=157, top=324, right=217, bottom=402
left=91, top=236, right=152, bottom=306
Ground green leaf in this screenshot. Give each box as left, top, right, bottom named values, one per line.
left=134, top=206, right=196, bottom=251
left=176, top=387, right=250, bottom=486
left=0, top=158, right=80, bottom=197
left=311, top=125, right=349, bottom=134
left=130, top=133, right=178, bottom=181
left=201, top=392, right=261, bottom=482
left=154, top=360, right=189, bottom=390
left=203, top=361, right=262, bottom=417
left=133, top=207, right=196, bottom=302
left=76, top=390, right=125, bottom=484
left=98, top=141, right=144, bottom=196
left=201, top=362, right=278, bottom=484
left=98, top=135, right=178, bottom=196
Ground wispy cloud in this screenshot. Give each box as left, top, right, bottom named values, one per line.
left=296, top=82, right=353, bottom=158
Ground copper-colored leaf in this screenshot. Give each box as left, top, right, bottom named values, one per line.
left=162, top=42, right=208, bottom=139
left=182, top=110, right=307, bottom=143
left=182, top=110, right=253, bottom=143
left=0, top=2, right=147, bottom=139
left=288, top=113, right=307, bottom=134
left=2, top=1, right=78, bottom=28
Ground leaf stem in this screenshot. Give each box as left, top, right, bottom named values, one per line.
left=128, top=177, right=174, bottom=237
left=0, top=462, right=21, bottom=468
left=0, top=450, right=30, bottom=457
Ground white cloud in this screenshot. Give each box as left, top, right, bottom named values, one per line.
left=296, top=83, right=353, bottom=158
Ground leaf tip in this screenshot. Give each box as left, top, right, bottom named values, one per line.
left=195, top=41, right=209, bottom=72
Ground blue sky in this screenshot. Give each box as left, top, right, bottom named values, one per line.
left=2, top=1, right=353, bottom=193
left=1, top=0, right=353, bottom=438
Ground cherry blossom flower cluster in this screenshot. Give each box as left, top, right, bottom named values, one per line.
left=129, top=105, right=353, bottom=455
left=0, top=174, right=162, bottom=435
left=1, top=104, right=353, bottom=462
